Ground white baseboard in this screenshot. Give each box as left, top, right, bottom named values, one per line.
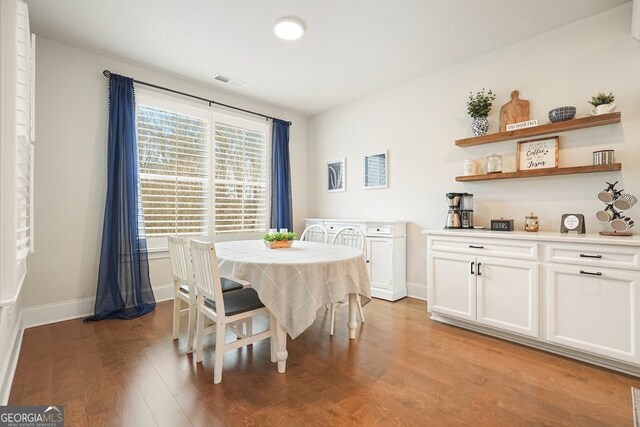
left=406, top=281, right=427, bottom=301
left=0, top=310, right=24, bottom=405
left=22, top=283, right=174, bottom=329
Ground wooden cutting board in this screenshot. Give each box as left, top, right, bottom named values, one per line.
left=499, top=90, right=530, bottom=132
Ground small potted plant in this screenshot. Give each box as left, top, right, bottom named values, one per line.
left=467, top=89, right=496, bottom=136
left=588, top=92, right=616, bottom=116
left=263, top=231, right=296, bottom=249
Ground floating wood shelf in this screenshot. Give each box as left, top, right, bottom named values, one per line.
left=455, top=163, right=622, bottom=182
left=455, top=112, right=621, bottom=147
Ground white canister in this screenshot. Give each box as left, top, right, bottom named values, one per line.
left=463, top=158, right=477, bottom=176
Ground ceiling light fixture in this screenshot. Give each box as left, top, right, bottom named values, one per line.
left=274, top=17, right=305, bottom=41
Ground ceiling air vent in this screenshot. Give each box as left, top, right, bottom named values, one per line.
left=212, top=73, right=247, bottom=88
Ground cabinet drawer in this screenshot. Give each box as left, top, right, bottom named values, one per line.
left=544, top=243, right=640, bottom=271
left=365, top=224, right=392, bottom=235
left=428, top=236, right=538, bottom=261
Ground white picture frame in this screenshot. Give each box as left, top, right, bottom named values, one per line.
left=327, top=159, right=346, bottom=192
left=363, top=151, right=388, bottom=189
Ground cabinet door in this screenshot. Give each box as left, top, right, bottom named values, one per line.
left=427, top=252, right=476, bottom=321
left=367, top=237, right=393, bottom=291
left=476, top=257, right=539, bottom=338
left=546, top=264, right=640, bottom=364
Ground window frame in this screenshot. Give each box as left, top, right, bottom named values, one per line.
left=135, top=89, right=271, bottom=254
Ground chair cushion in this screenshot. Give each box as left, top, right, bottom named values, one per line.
left=220, top=277, right=244, bottom=293
left=178, top=278, right=243, bottom=295
left=204, top=288, right=265, bottom=316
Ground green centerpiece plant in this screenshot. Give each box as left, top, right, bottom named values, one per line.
left=263, top=231, right=296, bottom=248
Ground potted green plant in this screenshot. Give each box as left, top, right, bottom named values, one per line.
left=467, top=89, right=496, bottom=136
left=263, top=231, right=297, bottom=249
left=588, top=92, right=616, bottom=116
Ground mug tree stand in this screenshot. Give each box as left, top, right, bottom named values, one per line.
left=599, top=231, right=633, bottom=237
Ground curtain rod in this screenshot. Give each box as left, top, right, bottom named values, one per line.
left=102, top=70, right=292, bottom=126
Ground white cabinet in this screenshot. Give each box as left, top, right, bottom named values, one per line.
left=476, top=256, right=538, bottom=337
left=427, top=247, right=539, bottom=337
left=546, top=264, right=640, bottom=364
left=424, top=229, right=640, bottom=375
left=428, top=252, right=476, bottom=321
left=304, top=219, right=406, bottom=301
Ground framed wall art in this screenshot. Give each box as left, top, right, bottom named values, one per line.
left=327, top=159, right=346, bottom=192
left=363, top=151, right=388, bottom=189
left=517, top=136, right=559, bottom=171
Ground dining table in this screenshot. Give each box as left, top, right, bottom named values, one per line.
left=215, top=239, right=371, bottom=373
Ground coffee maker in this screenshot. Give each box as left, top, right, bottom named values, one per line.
left=445, top=193, right=461, bottom=228
left=446, top=192, right=474, bottom=229
left=460, top=193, right=474, bottom=229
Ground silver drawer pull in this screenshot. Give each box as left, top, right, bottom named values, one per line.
left=469, top=245, right=484, bottom=249
left=580, top=270, right=602, bottom=276
left=580, top=254, right=602, bottom=259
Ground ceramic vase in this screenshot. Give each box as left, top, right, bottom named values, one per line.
left=471, top=117, right=489, bottom=137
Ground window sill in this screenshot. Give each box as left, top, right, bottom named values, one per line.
left=147, top=247, right=169, bottom=260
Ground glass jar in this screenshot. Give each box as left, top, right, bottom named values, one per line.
left=525, top=212, right=539, bottom=232
left=486, top=154, right=502, bottom=174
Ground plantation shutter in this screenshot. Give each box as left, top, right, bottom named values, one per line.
left=16, top=1, right=35, bottom=261
left=137, top=104, right=210, bottom=237
left=213, top=120, right=267, bottom=233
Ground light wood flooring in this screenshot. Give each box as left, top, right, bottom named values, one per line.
left=9, top=298, right=640, bottom=426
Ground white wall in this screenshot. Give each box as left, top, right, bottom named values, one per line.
left=22, top=37, right=309, bottom=310
left=308, top=4, right=640, bottom=290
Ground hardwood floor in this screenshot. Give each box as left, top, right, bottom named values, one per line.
left=9, top=298, right=640, bottom=426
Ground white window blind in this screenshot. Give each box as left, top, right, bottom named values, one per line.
left=213, top=119, right=267, bottom=234
left=137, top=104, right=210, bottom=237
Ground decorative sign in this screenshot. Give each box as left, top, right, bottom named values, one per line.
left=516, top=136, right=559, bottom=171
left=327, top=159, right=346, bottom=192
left=560, top=214, right=586, bottom=234
left=491, top=219, right=514, bottom=231
left=506, top=119, right=539, bottom=131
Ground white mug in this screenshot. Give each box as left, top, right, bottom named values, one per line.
left=611, top=217, right=634, bottom=232
left=591, top=103, right=616, bottom=116
left=596, top=208, right=618, bottom=223
left=597, top=190, right=616, bottom=203
left=613, top=194, right=637, bottom=211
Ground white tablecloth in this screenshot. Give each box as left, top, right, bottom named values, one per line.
left=215, top=240, right=371, bottom=339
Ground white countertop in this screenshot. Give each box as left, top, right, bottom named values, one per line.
left=422, top=229, right=640, bottom=247
left=305, top=218, right=407, bottom=224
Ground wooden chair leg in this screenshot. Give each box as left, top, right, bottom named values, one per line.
left=195, top=308, right=205, bottom=363
left=269, top=314, right=277, bottom=363
left=246, top=318, right=253, bottom=346
left=330, top=303, right=337, bottom=336
left=186, top=303, right=196, bottom=353
left=213, top=322, right=225, bottom=384
left=172, top=296, right=181, bottom=340
left=357, top=295, right=365, bottom=323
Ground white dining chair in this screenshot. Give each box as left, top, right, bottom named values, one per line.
left=168, top=236, right=244, bottom=353
left=300, top=224, right=328, bottom=243
left=189, top=239, right=275, bottom=384
left=329, top=227, right=366, bottom=336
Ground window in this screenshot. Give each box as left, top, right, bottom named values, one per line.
left=213, top=116, right=267, bottom=233
left=135, top=92, right=269, bottom=246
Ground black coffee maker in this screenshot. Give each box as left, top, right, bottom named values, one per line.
left=446, top=193, right=474, bottom=229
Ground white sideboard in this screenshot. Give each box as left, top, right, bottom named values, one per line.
left=304, top=218, right=407, bottom=301
left=424, top=229, right=640, bottom=375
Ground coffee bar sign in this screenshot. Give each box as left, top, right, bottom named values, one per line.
left=516, top=136, right=559, bottom=171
